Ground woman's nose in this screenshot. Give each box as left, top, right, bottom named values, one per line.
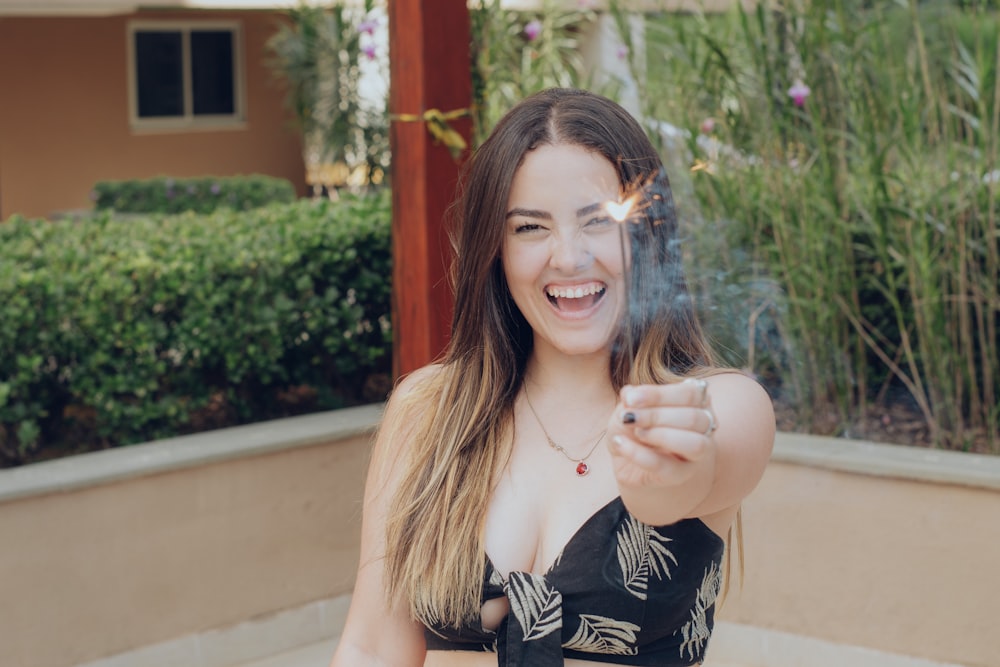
left=549, top=231, right=591, bottom=272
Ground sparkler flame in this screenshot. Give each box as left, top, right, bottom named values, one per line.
left=605, top=194, right=639, bottom=223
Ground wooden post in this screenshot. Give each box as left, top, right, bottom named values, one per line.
left=388, top=0, right=472, bottom=378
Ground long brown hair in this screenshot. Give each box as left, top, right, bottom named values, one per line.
left=383, top=88, right=717, bottom=627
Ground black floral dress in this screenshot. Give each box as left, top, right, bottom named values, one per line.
left=425, top=496, right=725, bottom=666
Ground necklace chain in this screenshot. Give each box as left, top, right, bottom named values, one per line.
left=523, top=387, right=607, bottom=475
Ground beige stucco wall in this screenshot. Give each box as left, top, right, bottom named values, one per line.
left=0, top=11, right=304, bottom=220
left=720, top=447, right=1000, bottom=667
left=0, top=413, right=373, bottom=667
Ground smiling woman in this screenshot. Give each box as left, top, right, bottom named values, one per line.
left=330, top=88, right=775, bottom=667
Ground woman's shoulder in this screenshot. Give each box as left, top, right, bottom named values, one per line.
left=389, top=363, right=445, bottom=403
left=704, top=370, right=775, bottom=487
left=702, top=368, right=772, bottom=402
left=379, top=363, right=448, bottom=433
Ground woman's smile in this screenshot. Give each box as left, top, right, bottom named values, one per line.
left=545, top=281, right=607, bottom=315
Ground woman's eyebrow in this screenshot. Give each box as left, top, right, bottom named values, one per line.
left=505, top=203, right=606, bottom=220
left=505, top=207, right=552, bottom=220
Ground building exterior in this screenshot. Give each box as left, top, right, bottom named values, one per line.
left=0, top=1, right=314, bottom=219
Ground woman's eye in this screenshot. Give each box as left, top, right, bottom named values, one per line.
left=514, top=222, right=543, bottom=233
left=585, top=216, right=613, bottom=228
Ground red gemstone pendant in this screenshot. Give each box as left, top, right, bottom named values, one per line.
left=575, top=462, right=589, bottom=476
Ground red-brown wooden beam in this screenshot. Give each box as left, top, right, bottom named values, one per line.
left=388, top=0, right=472, bottom=378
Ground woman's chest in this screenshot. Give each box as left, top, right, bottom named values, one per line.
left=482, top=441, right=620, bottom=578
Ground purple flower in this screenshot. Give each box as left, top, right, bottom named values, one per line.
left=787, top=80, right=810, bottom=107
left=524, top=19, right=542, bottom=41
left=210, top=183, right=221, bottom=195
left=358, top=18, right=378, bottom=35
left=361, top=43, right=376, bottom=60
left=616, top=44, right=629, bottom=60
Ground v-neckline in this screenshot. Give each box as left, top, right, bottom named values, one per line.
left=486, top=495, right=624, bottom=581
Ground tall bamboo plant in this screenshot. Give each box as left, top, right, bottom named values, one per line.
left=266, top=1, right=389, bottom=192
left=469, top=0, right=596, bottom=144
left=642, top=0, right=998, bottom=451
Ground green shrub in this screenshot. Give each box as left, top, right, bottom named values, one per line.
left=0, top=192, right=391, bottom=466
left=92, top=174, right=296, bottom=215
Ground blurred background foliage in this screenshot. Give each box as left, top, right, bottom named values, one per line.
left=266, top=0, right=390, bottom=194
left=637, top=0, right=998, bottom=452
left=2, top=0, right=997, bottom=464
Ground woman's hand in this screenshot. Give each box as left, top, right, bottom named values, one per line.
left=608, top=378, right=718, bottom=490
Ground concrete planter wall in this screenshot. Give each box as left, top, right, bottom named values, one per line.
left=0, top=406, right=380, bottom=667
left=1, top=406, right=997, bottom=667
left=719, top=434, right=1000, bottom=667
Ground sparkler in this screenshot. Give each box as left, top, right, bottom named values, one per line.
left=604, top=168, right=675, bottom=382
left=606, top=193, right=639, bottom=381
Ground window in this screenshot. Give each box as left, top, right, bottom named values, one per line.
left=128, top=21, right=244, bottom=129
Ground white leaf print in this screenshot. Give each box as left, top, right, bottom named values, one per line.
left=616, top=516, right=677, bottom=600
left=617, top=515, right=650, bottom=599
left=678, top=561, right=722, bottom=661
left=504, top=571, right=563, bottom=641
left=648, top=527, right=679, bottom=580
left=564, top=614, right=640, bottom=655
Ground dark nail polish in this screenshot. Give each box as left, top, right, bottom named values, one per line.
left=622, top=412, right=636, bottom=424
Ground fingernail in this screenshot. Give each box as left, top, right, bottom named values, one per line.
left=622, top=411, right=636, bottom=424
left=623, top=387, right=639, bottom=406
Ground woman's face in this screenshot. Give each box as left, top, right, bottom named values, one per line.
left=501, top=142, right=627, bottom=359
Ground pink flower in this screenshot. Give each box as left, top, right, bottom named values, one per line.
left=524, top=19, right=542, bottom=41
left=699, top=117, right=716, bottom=135
left=616, top=44, right=629, bottom=60
left=358, top=18, right=378, bottom=35
left=361, top=43, right=376, bottom=60
left=787, top=80, right=810, bottom=107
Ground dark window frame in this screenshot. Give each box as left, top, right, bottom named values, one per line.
left=127, top=20, right=244, bottom=131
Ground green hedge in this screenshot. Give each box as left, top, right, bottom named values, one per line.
left=92, top=174, right=297, bottom=215
left=0, top=192, right=391, bottom=467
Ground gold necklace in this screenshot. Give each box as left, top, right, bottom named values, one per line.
left=523, top=387, right=607, bottom=477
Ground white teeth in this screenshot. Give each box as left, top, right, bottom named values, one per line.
left=546, top=284, right=605, bottom=299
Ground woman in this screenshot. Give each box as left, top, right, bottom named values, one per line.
left=331, top=88, right=774, bottom=666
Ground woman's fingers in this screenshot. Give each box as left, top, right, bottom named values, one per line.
left=613, top=380, right=718, bottom=466
left=621, top=378, right=707, bottom=409
left=610, top=435, right=662, bottom=469
left=612, top=426, right=707, bottom=463
left=621, top=405, right=716, bottom=434
left=631, top=426, right=708, bottom=462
